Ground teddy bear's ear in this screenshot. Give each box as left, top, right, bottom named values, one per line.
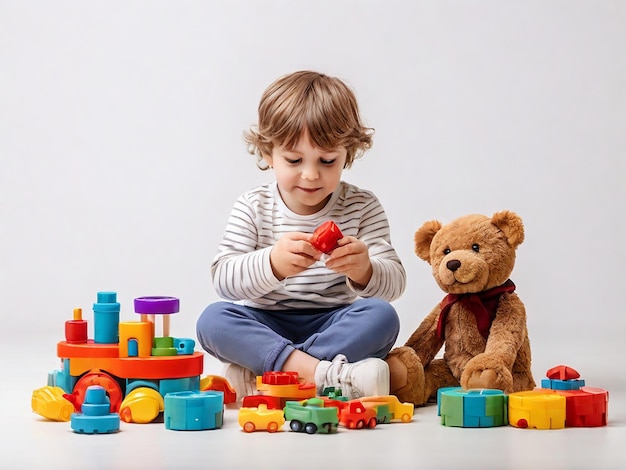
left=491, top=210, right=525, bottom=248
left=414, top=220, right=442, bottom=262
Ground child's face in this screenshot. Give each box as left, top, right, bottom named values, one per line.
left=264, top=130, right=347, bottom=215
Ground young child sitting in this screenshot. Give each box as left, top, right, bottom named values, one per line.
left=196, top=70, right=406, bottom=401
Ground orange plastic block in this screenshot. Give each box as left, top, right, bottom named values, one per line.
left=119, top=321, right=153, bottom=358
left=200, top=375, right=237, bottom=405
left=65, top=370, right=124, bottom=413
left=65, top=352, right=204, bottom=379
left=58, top=340, right=119, bottom=358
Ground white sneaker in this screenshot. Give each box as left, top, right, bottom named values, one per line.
left=221, top=363, right=256, bottom=402
left=315, top=354, right=389, bottom=399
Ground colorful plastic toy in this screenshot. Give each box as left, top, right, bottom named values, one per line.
left=438, top=388, right=508, bottom=428
left=242, top=394, right=283, bottom=410
left=254, top=371, right=317, bottom=406
left=284, top=398, right=339, bottom=434
left=163, top=391, right=224, bottom=431
left=359, top=395, right=414, bottom=423
left=310, top=220, right=343, bottom=253
left=31, top=386, right=74, bottom=422
left=518, top=365, right=608, bottom=428
left=508, top=389, right=566, bottom=429
left=559, top=387, right=608, bottom=427
left=338, top=400, right=378, bottom=429
left=238, top=403, right=285, bottom=433
left=70, top=385, right=120, bottom=434
left=200, top=375, right=237, bottom=404
left=134, top=296, right=179, bottom=338
left=363, top=401, right=393, bottom=424
left=35, top=292, right=205, bottom=425
left=119, top=387, right=164, bottom=424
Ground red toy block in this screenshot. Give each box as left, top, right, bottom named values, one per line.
left=262, top=371, right=299, bottom=385
left=560, top=386, right=609, bottom=427
left=546, top=365, right=580, bottom=381
left=310, top=221, right=343, bottom=254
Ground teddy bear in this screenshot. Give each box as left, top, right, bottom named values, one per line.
left=386, top=210, right=535, bottom=406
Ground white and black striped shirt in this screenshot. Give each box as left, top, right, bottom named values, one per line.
left=211, top=181, right=406, bottom=310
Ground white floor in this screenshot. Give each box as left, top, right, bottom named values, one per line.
left=5, top=345, right=626, bottom=470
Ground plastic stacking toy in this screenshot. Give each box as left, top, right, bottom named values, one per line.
left=164, top=391, right=224, bottom=431
left=70, top=385, right=120, bottom=434
left=438, top=388, right=508, bottom=428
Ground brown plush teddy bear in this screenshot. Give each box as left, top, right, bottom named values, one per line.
left=386, top=210, right=535, bottom=406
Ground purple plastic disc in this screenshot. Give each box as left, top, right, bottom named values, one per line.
left=134, top=296, right=180, bottom=315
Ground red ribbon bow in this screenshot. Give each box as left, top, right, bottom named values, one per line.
left=436, top=279, right=516, bottom=340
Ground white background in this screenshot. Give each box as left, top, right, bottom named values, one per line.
left=2, top=0, right=625, bottom=399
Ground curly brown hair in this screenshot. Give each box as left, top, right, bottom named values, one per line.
left=244, top=71, right=374, bottom=170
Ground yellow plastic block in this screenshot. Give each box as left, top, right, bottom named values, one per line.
left=32, top=386, right=74, bottom=422
left=119, top=387, right=164, bottom=424
left=508, top=389, right=566, bottom=430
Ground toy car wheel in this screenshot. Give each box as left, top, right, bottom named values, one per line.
left=290, top=420, right=303, bottom=432
left=401, top=413, right=412, bottom=423
left=243, top=422, right=256, bottom=433
left=304, top=422, right=318, bottom=434
left=323, top=423, right=336, bottom=433
left=356, top=419, right=365, bottom=429
left=267, top=421, right=279, bottom=433
left=367, top=417, right=377, bottom=429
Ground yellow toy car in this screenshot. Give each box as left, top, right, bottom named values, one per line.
left=238, top=403, right=285, bottom=433
left=360, top=395, right=414, bottom=423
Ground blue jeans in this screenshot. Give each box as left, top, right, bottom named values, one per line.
left=196, top=298, right=400, bottom=375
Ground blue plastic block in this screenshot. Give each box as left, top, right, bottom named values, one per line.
left=93, top=291, right=121, bottom=344
left=48, top=359, right=75, bottom=394
left=71, top=385, right=120, bottom=434
left=164, top=391, right=224, bottom=431
left=541, top=378, right=585, bottom=390
left=159, top=376, right=200, bottom=396
left=174, top=338, right=195, bottom=355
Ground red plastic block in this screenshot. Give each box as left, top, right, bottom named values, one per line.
left=546, top=365, right=580, bottom=381
left=310, top=221, right=343, bottom=254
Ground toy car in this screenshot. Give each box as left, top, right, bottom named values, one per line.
left=284, top=398, right=339, bottom=434
left=360, top=395, right=414, bottom=423
left=238, top=403, right=285, bottom=433
left=339, top=400, right=378, bottom=429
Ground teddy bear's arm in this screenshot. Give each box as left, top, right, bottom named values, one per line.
left=402, top=305, right=445, bottom=365
left=483, top=293, right=528, bottom=365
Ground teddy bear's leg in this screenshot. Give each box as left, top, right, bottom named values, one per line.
left=385, top=346, right=427, bottom=405
left=423, top=359, right=459, bottom=403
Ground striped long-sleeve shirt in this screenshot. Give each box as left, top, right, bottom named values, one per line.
left=211, top=181, right=406, bottom=310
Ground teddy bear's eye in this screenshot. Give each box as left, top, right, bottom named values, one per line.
left=443, top=248, right=451, bottom=255
left=472, top=244, right=480, bottom=252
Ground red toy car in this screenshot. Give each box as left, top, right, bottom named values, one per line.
left=339, top=400, right=378, bottom=429
left=310, top=221, right=343, bottom=253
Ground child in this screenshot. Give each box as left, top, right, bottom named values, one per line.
left=196, top=70, right=406, bottom=401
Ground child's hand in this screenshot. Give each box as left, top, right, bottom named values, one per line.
left=324, top=236, right=373, bottom=289
left=270, top=232, right=322, bottom=280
